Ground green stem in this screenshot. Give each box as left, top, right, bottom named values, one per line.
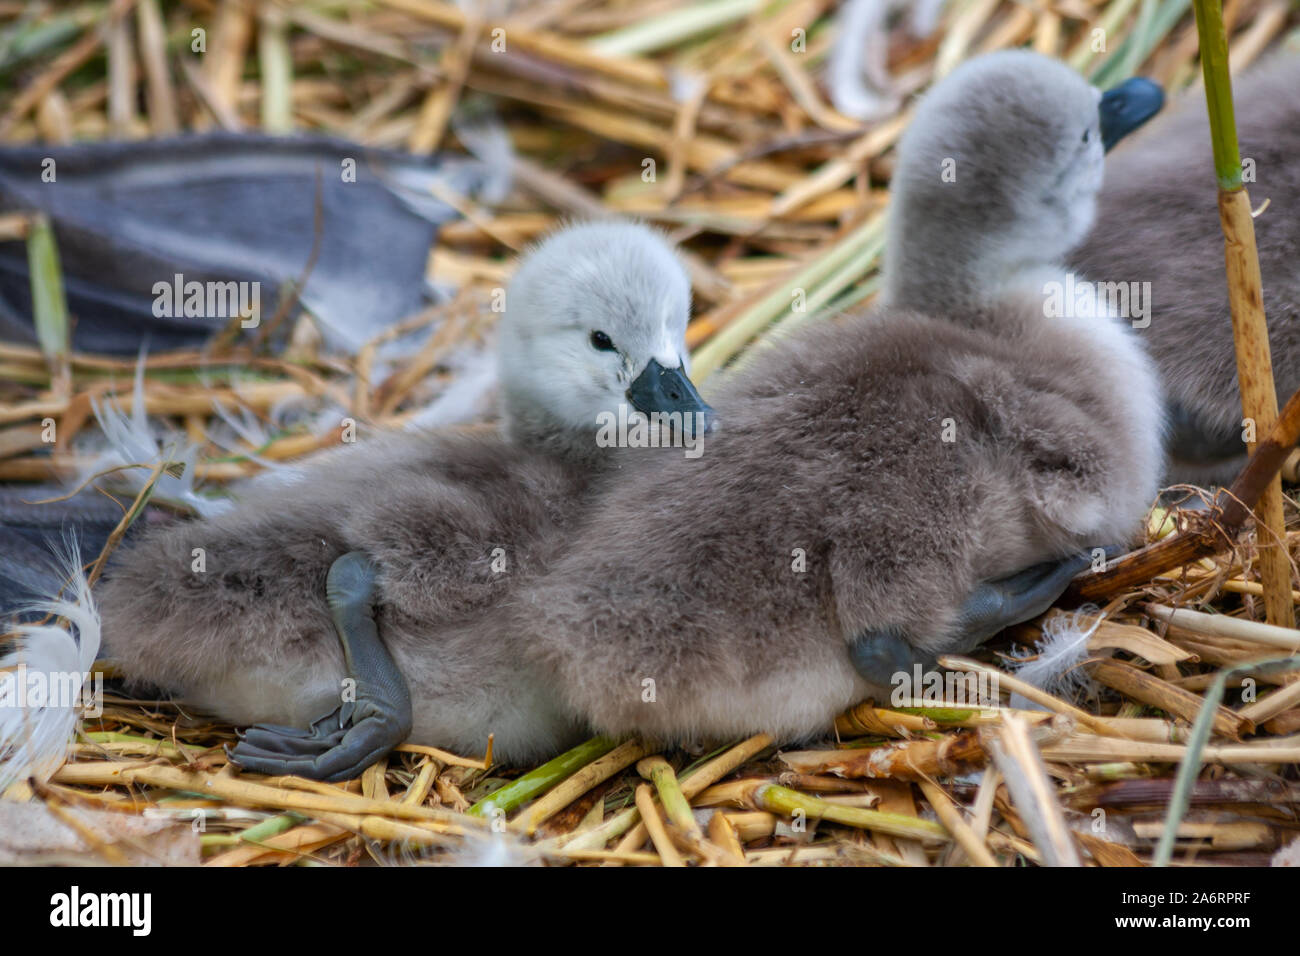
left=755, top=784, right=948, bottom=843
left=258, top=8, right=293, bottom=133
left=586, top=0, right=764, bottom=58
left=240, top=811, right=308, bottom=844
left=891, top=705, right=982, bottom=723
left=642, top=758, right=698, bottom=839
left=26, top=213, right=68, bottom=370
left=1090, top=0, right=1190, bottom=87
left=1192, top=0, right=1243, bottom=190
left=201, top=834, right=241, bottom=848
left=83, top=731, right=186, bottom=754
left=467, top=736, right=619, bottom=818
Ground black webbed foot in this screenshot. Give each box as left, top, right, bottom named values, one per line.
left=228, top=551, right=413, bottom=783
left=233, top=710, right=352, bottom=759
left=849, top=548, right=1116, bottom=687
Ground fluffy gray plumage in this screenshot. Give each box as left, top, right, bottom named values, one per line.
left=883, top=51, right=1110, bottom=315
left=99, top=427, right=588, bottom=741
left=469, top=51, right=1158, bottom=760
left=99, top=53, right=1162, bottom=764
left=1070, top=55, right=1300, bottom=486
left=97, top=221, right=692, bottom=738
left=462, top=296, right=1161, bottom=759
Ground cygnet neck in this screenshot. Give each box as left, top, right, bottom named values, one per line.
left=500, top=392, right=606, bottom=469
left=882, top=211, right=1068, bottom=316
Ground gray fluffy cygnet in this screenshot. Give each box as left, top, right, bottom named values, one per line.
left=294, top=51, right=1165, bottom=765
left=95, top=222, right=707, bottom=745
left=1071, top=55, right=1300, bottom=486
left=87, top=53, right=1166, bottom=777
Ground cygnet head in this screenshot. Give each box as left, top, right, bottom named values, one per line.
left=498, top=221, right=711, bottom=459
left=883, top=50, right=1162, bottom=311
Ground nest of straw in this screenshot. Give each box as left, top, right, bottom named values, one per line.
left=2, top=0, right=1300, bottom=866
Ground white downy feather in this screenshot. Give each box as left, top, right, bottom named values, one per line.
left=1008, top=607, right=1103, bottom=710
left=202, top=373, right=292, bottom=476
left=437, top=828, right=534, bottom=867
left=827, top=0, right=899, bottom=121
left=1273, top=838, right=1300, bottom=867
left=827, top=0, right=948, bottom=120
left=382, top=825, right=537, bottom=867
left=451, top=111, right=515, bottom=207
left=82, top=353, right=230, bottom=517
left=0, top=547, right=101, bottom=792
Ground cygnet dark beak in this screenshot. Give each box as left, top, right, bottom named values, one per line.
left=1099, top=76, right=1164, bottom=151
left=626, top=359, right=715, bottom=430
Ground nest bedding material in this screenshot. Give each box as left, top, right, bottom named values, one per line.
left=1, top=0, right=1299, bottom=866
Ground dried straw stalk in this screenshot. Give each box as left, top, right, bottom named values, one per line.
left=1192, top=0, right=1292, bottom=627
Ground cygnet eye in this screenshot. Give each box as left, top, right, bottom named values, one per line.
left=1082, top=128, right=1091, bottom=144
left=590, top=330, right=617, bottom=352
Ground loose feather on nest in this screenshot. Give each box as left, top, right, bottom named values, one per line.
left=0, top=543, right=101, bottom=792
left=83, top=353, right=230, bottom=518
left=1008, top=606, right=1103, bottom=709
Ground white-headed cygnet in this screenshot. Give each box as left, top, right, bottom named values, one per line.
left=83, top=221, right=710, bottom=781
left=1070, top=55, right=1300, bottom=486
left=205, top=50, right=1167, bottom=772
